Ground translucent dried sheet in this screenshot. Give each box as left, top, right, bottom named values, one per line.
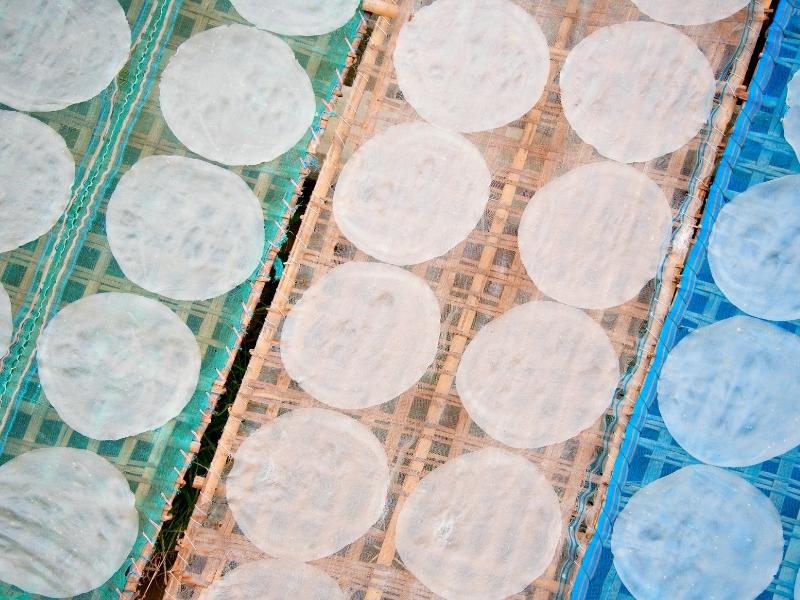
left=708, top=175, right=800, bottom=321
left=456, top=301, right=619, bottom=449
left=201, top=559, right=346, bottom=600
left=396, top=448, right=561, bottom=600
left=0, top=447, right=138, bottom=598
left=560, top=22, right=716, bottom=163
left=631, top=0, right=752, bottom=25
left=280, top=262, right=440, bottom=409
left=227, top=408, right=390, bottom=561
left=0, top=285, right=11, bottom=359
left=159, top=25, right=315, bottom=165
left=658, top=316, right=800, bottom=467
left=229, top=0, right=360, bottom=36
left=106, top=155, right=265, bottom=301
left=0, top=110, right=74, bottom=253
left=518, top=162, right=672, bottom=309
left=0, top=0, right=130, bottom=112
left=333, top=122, right=490, bottom=265
left=783, top=71, right=800, bottom=160
left=36, top=293, right=201, bottom=441
left=611, top=465, right=783, bottom=600
left=393, top=0, right=549, bottom=132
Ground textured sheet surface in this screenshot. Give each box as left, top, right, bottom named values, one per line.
left=201, top=559, right=346, bottom=600
left=36, top=292, right=201, bottom=441
left=159, top=25, right=316, bottom=165
left=456, top=301, right=619, bottom=449
left=226, top=408, right=389, bottom=562
left=0, top=448, right=138, bottom=598
left=106, top=155, right=265, bottom=301
left=708, top=175, right=800, bottom=321
left=0, top=110, right=74, bottom=253
left=333, top=122, right=490, bottom=265
left=229, top=0, right=360, bottom=36
left=0, top=1, right=361, bottom=597
left=574, top=2, right=800, bottom=598
left=631, top=0, right=752, bottom=25
left=658, top=315, right=800, bottom=467
left=280, top=262, right=440, bottom=409
left=0, top=0, right=131, bottom=112
left=518, top=161, right=672, bottom=309
left=560, top=22, right=716, bottom=163
left=393, top=0, right=550, bottom=132
left=611, top=465, right=783, bottom=600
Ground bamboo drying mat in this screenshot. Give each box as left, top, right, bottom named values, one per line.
left=0, top=1, right=361, bottom=597
left=576, top=1, right=800, bottom=597
left=166, top=1, right=767, bottom=598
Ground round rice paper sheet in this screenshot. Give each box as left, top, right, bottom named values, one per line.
left=227, top=408, right=390, bottom=561
left=612, top=465, right=783, bottom=600
left=0, top=110, right=75, bottom=253
left=658, top=315, right=800, bottom=466
left=0, top=0, right=130, bottom=111
left=393, top=0, right=550, bottom=132
left=106, top=155, right=265, bottom=301
left=0, top=447, right=138, bottom=598
left=280, top=262, right=440, bottom=409
left=396, top=448, right=561, bottom=600
left=560, top=22, right=716, bottom=163
left=333, top=122, right=490, bottom=265
left=37, top=292, right=201, bottom=440
left=230, top=0, right=359, bottom=36
left=159, top=25, right=315, bottom=165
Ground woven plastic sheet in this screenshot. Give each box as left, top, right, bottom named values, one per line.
left=165, top=1, right=766, bottom=599
left=574, top=2, right=800, bottom=598
left=0, top=0, right=361, bottom=597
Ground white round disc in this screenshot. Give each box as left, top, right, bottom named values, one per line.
left=37, top=293, right=201, bottom=441
left=0, top=0, right=130, bottom=112
left=396, top=448, right=561, bottom=600
left=708, top=175, right=800, bottom=321
left=658, top=316, right=800, bottom=466
left=518, top=162, right=672, bottom=309
left=0, top=447, right=138, bottom=597
left=784, top=71, right=800, bottom=161
left=612, top=465, right=783, bottom=600
left=280, top=262, right=440, bottom=409
left=0, top=285, right=11, bottom=359
left=0, top=110, right=75, bottom=253
left=201, top=559, right=345, bottom=600
left=560, top=22, right=716, bottom=163
left=333, top=122, right=490, bottom=265
left=457, top=301, right=619, bottom=449
left=106, top=155, right=265, bottom=301
left=230, top=0, right=359, bottom=36
left=227, top=408, right=389, bottom=561
left=159, top=25, right=315, bottom=165
left=393, top=0, right=550, bottom=132
left=631, top=0, right=751, bottom=25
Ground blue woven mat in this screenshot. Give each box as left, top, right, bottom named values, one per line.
left=573, top=1, right=800, bottom=598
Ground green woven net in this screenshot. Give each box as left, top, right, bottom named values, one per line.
left=0, top=0, right=361, bottom=597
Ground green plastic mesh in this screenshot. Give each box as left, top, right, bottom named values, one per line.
left=0, top=0, right=361, bottom=598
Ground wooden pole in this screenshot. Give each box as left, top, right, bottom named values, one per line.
left=362, top=0, right=399, bottom=18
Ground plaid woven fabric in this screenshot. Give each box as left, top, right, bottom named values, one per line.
left=575, top=2, right=800, bottom=598
left=0, top=0, right=360, bottom=597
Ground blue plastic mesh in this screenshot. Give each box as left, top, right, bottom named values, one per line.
left=573, top=2, right=800, bottom=598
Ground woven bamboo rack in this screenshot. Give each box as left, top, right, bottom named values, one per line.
left=164, top=1, right=768, bottom=598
